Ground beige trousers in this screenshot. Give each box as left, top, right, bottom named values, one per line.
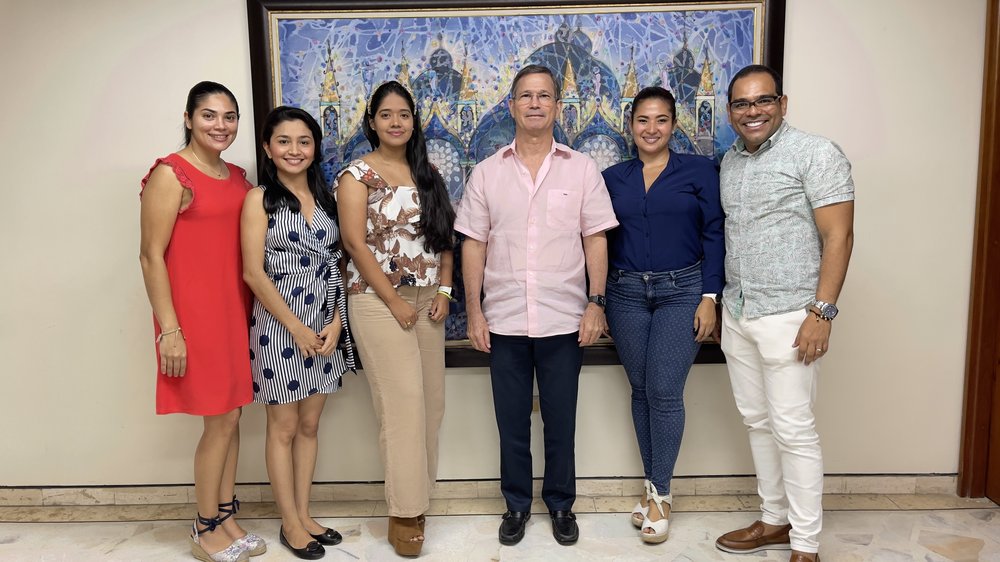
left=348, top=285, right=445, bottom=517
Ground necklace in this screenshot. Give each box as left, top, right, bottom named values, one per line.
left=190, top=149, right=226, bottom=178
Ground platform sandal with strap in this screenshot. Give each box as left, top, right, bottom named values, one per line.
left=388, top=516, right=424, bottom=557
left=190, top=514, right=249, bottom=562
left=640, top=484, right=671, bottom=544
left=219, top=496, right=267, bottom=556
left=631, top=479, right=650, bottom=528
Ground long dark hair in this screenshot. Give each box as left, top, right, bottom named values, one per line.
left=258, top=106, right=337, bottom=219
left=184, top=81, right=239, bottom=146
left=362, top=81, right=455, bottom=253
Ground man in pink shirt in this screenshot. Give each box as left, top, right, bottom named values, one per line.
left=456, top=65, right=619, bottom=547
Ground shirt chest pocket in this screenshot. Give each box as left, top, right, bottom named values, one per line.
left=546, top=189, right=582, bottom=231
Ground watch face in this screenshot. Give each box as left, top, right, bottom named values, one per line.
left=820, top=303, right=839, bottom=319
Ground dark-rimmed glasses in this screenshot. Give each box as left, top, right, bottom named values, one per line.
left=729, top=95, right=781, bottom=113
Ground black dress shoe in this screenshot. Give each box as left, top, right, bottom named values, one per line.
left=549, top=510, right=579, bottom=545
left=310, top=528, right=342, bottom=546
left=280, top=527, right=326, bottom=560
left=498, top=511, right=531, bottom=545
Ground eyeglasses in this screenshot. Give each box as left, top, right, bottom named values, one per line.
left=729, top=95, right=781, bottom=113
left=514, top=91, right=557, bottom=105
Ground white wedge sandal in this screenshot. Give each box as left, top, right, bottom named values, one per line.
left=640, top=484, right=671, bottom=544
left=631, top=479, right=650, bottom=528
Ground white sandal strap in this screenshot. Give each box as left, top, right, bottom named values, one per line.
left=642, top=515, right=670, bottom=534
left=647, top=484, right=672, bottom=518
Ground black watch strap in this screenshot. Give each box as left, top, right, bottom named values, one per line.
left=588, top=295, right=606, bottom=308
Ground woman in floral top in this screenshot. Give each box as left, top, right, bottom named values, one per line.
left=335, top=80, right=455, bottom=557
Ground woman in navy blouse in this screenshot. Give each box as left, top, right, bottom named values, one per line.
left=603, top=86, right=724, bottom=544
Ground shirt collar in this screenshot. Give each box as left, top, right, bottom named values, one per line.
left=502, top=138, right=569, bottom=159
left=732, top=120, right=790, bottom=155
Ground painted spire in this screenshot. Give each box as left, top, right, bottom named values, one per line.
left=622, top=46, right=639, bottom=99
left=697, top=50, right=715, bottom=97
left=562, top=57, right=580, bottom=98
left=321, top=42, right=340, bottom=104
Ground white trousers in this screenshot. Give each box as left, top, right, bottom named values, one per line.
left=721, top=307, right=823, bottom=553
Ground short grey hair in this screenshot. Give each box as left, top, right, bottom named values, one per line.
left=509, top=64, right=561, bottom=100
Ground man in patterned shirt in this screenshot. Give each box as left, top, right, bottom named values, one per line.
left=714, top=65, right=855, bottom=562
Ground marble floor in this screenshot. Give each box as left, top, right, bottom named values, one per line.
left=0, top=495, right=998, bottom=561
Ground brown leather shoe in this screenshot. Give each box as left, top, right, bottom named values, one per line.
left=789, top=552, right=820, bottom=562
left=715, top=520, right=792, bottom=553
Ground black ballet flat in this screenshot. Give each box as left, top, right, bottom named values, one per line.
left=279, top=527, right=325, bottom=560
left=310, top=528, right=343, bottom=546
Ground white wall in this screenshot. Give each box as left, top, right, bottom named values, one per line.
left=0, top=0, right=985, bottom=486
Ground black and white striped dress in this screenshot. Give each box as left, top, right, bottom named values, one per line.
left=249, top=189, right=355, bottom=405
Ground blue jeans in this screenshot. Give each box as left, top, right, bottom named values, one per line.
left=606, top=263, right=703, bottom=494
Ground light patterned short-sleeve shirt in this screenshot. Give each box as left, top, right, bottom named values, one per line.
left=334, top=160, right=441, bottom=294
left=720, top=122, right=855, bottom=320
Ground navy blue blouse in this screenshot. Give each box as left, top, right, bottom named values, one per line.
left=602, top=152, right=725, bottom=293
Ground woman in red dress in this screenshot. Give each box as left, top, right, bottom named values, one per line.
left=139, top=81, right=264, bottom=562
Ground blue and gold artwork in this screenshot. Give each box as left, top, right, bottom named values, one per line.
left=270, top=4, right=763, bottom=339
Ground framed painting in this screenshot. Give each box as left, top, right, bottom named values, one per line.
left=247, top=0, right=785, bottom=366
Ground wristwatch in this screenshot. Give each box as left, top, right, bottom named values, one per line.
left=811, top=300, right=839, bottom=321
left=588, top=295, right=606, bottom=308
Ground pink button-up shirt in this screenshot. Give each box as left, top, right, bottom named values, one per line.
left=455, top=141, right=619, bottom=337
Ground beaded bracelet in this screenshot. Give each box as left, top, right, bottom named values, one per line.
left=808, top=309, right=831, bottom=322
left=156, top=327, right=184, bottom=343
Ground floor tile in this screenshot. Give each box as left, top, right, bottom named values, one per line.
left=887, top=494, right=998, bottom=510
left=3, top=508, right=998, bottom=561
left=823, top=494, right=901, bottom=510
left=40, top=488, right=115, bottom=506
left=114, top=486, right=188, bottom=505
left=694, top=476, right=757, bottom=496
left=0, top=489, right=41, bottom=507
left=431, top=481, right=480, bottom=499
left=915, top=476, right=958, bottom=495
left=843, top=476, right=917, bottom=495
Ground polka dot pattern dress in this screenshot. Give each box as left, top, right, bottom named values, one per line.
left=249, top=189, right=355, bottom=405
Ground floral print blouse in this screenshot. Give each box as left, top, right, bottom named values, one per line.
left=334, top=159, right=441, bottom=295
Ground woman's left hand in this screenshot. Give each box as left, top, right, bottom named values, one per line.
left=429, top=293, right=450, bottom=323
left=317, top=321, right=343, bottom=356
left=693, top=297, right=717, bottom=342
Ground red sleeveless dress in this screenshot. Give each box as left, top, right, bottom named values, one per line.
left=140, top=153, right=253, bottom=415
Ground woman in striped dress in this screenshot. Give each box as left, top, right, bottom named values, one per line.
left=241, top=106, right=355, bottom=560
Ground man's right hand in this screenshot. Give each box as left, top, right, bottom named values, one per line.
left=466, top=309, right=491, bottom=353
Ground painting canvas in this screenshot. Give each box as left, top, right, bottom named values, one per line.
left=248, top=0, right=785, bottom=363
